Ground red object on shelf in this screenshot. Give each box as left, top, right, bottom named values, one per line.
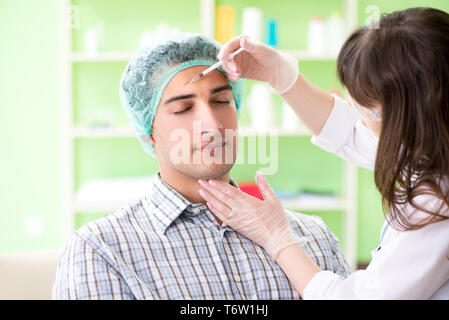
left=238, top=182, right=264, bottom=200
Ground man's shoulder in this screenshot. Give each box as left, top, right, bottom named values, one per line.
left=285, top=210, right=335, bottom=241
left=285, top=210, right=327, bottom=228
left=74, top=196, right=155, bottom=248
left=286, top=210, right=351, bottom=276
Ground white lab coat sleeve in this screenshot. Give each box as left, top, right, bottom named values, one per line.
left=311, top=94, right=378, bottom=171
left=303, top=196, right=449, bottom=300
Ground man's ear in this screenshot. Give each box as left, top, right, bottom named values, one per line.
left=139, top=133, right=156, bottom=146
left=149, top=133, right=156, bottom=146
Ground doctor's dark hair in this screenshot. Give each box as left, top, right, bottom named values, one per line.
left=337, top=7, right=449, bottom=231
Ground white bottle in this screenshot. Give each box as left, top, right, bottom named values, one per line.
left=248, top=83, right=273, bottom=132
left=242, top=7, right=263, bottom=42
left=139, top=30, right=155, bottom=48
left=85, top=22, right=104, bottom=56
left=327, top=12, right=345, bottom=56
left=308, top=17, right=326, bottom=56
left=85, top=29, right=99, bottom=56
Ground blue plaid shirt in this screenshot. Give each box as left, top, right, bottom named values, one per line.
left=53, top=173, right=351, bottom=299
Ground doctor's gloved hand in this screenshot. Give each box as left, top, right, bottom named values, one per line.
left=218, top=35, right=299, bottom=94
left=198, top=171, right=304, bottom=260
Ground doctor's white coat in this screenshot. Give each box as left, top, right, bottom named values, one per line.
left=303, top=94, right=449, bottom=300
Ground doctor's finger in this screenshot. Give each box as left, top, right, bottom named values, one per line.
left=220, top=61, right=240, bottom=81
left=198, top=179, right=241, bottom=208
left=208, top=179, right=252, bottom=203
left=255, top=171, right=278, bottom=204
left=198, top=188, right=232, bottom=218
left=217, top=35, right=246, bottom=60
left=221, top=59, right=238, bottom=72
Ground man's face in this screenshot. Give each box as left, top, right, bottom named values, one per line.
left=151, top=66, right=238, bottom=180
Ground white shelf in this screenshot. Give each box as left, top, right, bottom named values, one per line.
left=238, top=126, right=311, bottom=137
left=75, top=199, right=346, bottom=214
left=72, top=125, right=135, bottom=138
left=72, top=125, right=311, bottom=138
left=283, top=50, right=338, bottom=61
left=61, top=0, right=360, bottom=270
left=74, top=176, right=155, bottom=213
left=282, top=197, right=347, bottom=211
left=74, top=196, right=345, bottom=214
left=73, top=177, right=344, bottom=214
left=71, top=52, right=134, bottom=62
left=75, top=202, right=121, bottom=213
left=70, top=50, right=337, bottom=63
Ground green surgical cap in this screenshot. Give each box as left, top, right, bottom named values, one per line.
left=119, top=32, right=244, bottom=156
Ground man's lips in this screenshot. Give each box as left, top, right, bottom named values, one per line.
left=200, top=141, right=226, bottom=151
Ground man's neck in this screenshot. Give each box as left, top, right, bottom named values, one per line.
left=159, top=167, right=231, bottom=205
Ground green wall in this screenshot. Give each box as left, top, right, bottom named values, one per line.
left=1, top=0, right=448, bottom=266
left=0, top=0, right=62, bottom=252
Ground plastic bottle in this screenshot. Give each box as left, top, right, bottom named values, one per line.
left=265, top=18, right=278, bottom=48
left=248, top=83, right=273, bottom=131
left=242, top=7, right=263, bottom=42
left=85, top=21, right=104, bottom=56
left=327, top=12, right=345, bottom=56
left=216, top=6, right=236, bottom=44
left=308, top=17, right=326, bottom=55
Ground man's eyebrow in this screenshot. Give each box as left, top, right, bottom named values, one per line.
left=164, top=93, right=196, bottom=105
left=211, top=85, right=232, bottom=95
left=163, top=85, right=232, bottom=105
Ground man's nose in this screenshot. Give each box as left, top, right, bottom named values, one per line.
left=195, top=101, right=223, bottom=131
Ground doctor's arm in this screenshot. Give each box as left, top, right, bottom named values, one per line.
left=198, top=172, right=323, bottom=298
left=280, top=73, right=335, bottom=136
left=274, top=240, right=323, bottom=297
left=199, top=175, right=449, bottom=299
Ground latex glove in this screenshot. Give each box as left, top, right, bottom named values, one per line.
left=198, top=171, right=304, bottom=260
left=218, top=35, right=299, bottom=95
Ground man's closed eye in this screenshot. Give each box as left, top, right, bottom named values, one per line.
left=174, top=100, right=230, bottom=114
left=174, top=106, right=192, bottom=114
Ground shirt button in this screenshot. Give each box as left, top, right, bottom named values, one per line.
left=234, top=274, right=241, bottom=282
left=193, top=207, right=201, bottom=215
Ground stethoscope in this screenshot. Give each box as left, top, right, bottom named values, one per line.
left=372, top=222, right=389, bottom=253
left=379, top=221, right=389, bottom=244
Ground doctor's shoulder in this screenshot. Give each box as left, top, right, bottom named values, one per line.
left=388, top=176, right=449, bottom=232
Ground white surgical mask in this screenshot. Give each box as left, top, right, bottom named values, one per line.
left=348, top=95, right=382, bottom=122
left=367, top=123, right=379, bottom=145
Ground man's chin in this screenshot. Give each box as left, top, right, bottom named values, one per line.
left=175, top=162, right=235, bottom=181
